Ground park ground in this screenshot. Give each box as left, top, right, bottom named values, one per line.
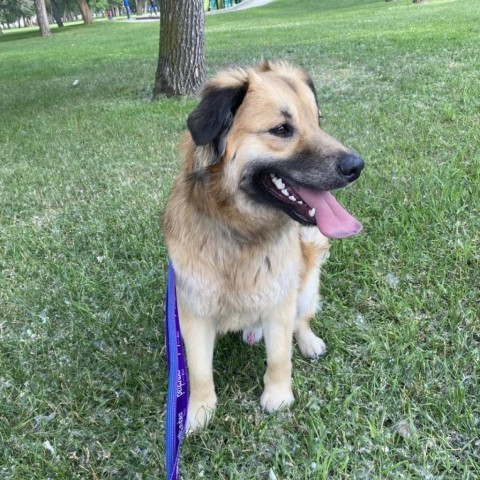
left=0, top=0, right=479, bottom=478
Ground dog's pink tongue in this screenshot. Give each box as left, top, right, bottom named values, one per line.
left=296, top=187, right=362, bottom=239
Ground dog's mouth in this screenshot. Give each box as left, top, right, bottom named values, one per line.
left=259, top=172, right=362, bottom=239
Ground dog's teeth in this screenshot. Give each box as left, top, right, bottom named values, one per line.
left=308, top=208, right=316, bottom=217
left=281, top=189, right=289, bottom=196
left=272, top=177, right=285, bottom=190
left=298, top=200, right=304, bottom=205
left=288, top=195, right=297, bottom=201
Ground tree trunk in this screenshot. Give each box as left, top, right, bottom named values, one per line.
left=34, top=0, right=51, bottom=36
left=153, top=0, right=205, bottom=98
left=51, top=0, right=64, bottom=27
left=77, top=0, right=93, bottom=24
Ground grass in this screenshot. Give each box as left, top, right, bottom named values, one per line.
left=0, top=0, right=479, bottom=478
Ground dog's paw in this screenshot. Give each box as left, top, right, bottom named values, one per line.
left=260, top=387, right=295, bottom=413
left=242, top=327, right=263, bottom=346
left=186, top=398, right=216, bottom=433
left=296, top=330, right=327, bottom=359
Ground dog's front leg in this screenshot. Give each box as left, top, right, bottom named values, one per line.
left=260, top=292, right=296, bottom=412
left=178, top=299, right=217, bottom=432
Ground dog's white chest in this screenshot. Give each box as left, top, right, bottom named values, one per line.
left=176, top=246, right=299, bottom=332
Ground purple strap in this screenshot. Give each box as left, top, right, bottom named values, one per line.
left=165, top=262, right=189, bottom=480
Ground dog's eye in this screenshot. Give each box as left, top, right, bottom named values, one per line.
left=269, top=124, right=293, bottom=138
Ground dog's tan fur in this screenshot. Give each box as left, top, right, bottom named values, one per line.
left=164, top=61, right=357, bottom=431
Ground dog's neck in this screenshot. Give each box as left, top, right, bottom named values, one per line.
left=177, top=171, right=291, bottom=247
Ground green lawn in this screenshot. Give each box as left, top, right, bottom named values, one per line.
left=1, top=0, right=479, bottom=478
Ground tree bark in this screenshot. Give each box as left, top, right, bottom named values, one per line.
left=77, top=0, right=93, bottom=24
left=34, top=0, right=51, bottom=36
left=51, top=0, right=64, bottom=27
left=153, top=0, right=205, bottom=98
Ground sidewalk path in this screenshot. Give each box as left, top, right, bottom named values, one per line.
left=207, top=0, right=275, bottom=14
left=132, top=0, right=275, bottom=21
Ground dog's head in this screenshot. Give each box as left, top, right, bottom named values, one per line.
left=186, top=61, right=364, bottom=239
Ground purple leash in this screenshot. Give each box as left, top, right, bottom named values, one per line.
left=165, top=262, right=189, bottom=480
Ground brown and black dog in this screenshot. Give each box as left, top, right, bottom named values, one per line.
left=164, top=61, right=364, bottom=431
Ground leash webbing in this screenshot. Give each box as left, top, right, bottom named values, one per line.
left=165, top=262, right=189, bottom=480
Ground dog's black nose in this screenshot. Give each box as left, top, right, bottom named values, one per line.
left=338, top=154, right=365, bottom=182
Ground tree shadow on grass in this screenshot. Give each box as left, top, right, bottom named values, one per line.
left=0, top=22, right=91, bottom=43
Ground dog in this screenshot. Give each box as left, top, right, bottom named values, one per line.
left=163, top=61, right=364, bottom=432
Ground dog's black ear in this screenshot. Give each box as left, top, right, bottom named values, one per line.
left=187, top=83, right=248, bottom=158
